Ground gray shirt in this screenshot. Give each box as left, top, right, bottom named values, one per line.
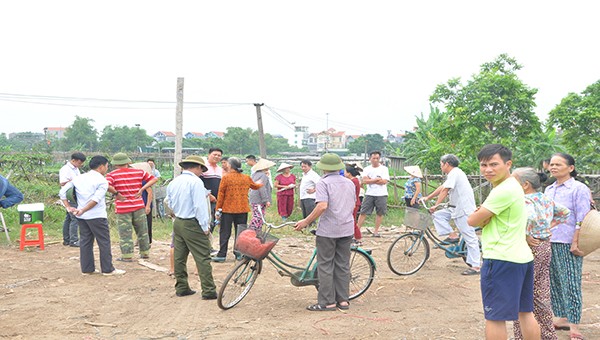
left=249, top=171, right=272, bottom=205
left=315, top=173, right=355, bottom=238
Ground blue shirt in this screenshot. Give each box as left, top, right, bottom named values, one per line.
left=403, top=177, right=422, bottom=199
left=0, top=175, right=23, bottom=208
left=166, top=170, right=210, bottom=231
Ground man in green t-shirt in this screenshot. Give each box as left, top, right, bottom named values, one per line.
left=467, top=144, right=540, bottom=340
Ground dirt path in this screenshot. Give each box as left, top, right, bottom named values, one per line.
left=2, top=229, right=600, bottom=339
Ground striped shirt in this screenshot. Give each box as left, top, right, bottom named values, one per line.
left=106, top=168, right=155, bottom=214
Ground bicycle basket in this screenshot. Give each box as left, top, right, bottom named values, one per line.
left=235, top=224, right=279, bottom=260
left=403, top=207, right=433, bottom=231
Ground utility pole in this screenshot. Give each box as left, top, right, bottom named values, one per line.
left=174, top=77, right=184, bottom=177
left=325, top=112, right=329, bottom=152
left=255, top=103, right=267, bottom=158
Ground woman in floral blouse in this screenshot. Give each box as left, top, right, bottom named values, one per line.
left=403, top=166, right=423, bottom=208
left=512, top=167, right=570, bottom=340
left=544, top=153, right=592, bottom=340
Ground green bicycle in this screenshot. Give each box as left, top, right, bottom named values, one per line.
left=217, top=220, right=377, bottom=310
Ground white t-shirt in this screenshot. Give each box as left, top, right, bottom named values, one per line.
left=443, top=167, right=476, bottom=218
left=59, top=161, right=80, bottom=186
left=299, top=169, right=321, bottom=200
left=362, top=165, right=389, bottom=197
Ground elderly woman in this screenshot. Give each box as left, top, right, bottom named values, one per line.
left=248, top=158, right=275, bottom=231
left=274, top=163, right=296, bottom=221
left=512, top=168, right=570, bottom=340
left=544, top=153, right=592, bottom=340
left=403, top=166, right=423, bottom=208
left=213, top=157, right=263, bottom=263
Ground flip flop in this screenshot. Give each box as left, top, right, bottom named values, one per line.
left=553, top=324, right=570, bottom=331
left=306, top=304, right=336, bottom=311
left=570, top=334, right=584, bottom=340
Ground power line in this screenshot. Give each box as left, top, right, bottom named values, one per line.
left=0, top=92, right=253, bottom=106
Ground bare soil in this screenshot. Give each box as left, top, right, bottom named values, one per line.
left=2, top=227, right=600, bottom=340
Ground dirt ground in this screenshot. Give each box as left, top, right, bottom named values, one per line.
left=2, top=226, right=600, bottom=340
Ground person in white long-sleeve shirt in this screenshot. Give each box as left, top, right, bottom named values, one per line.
left=59, top=155, right=125, bottom=276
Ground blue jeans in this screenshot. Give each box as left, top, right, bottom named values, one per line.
left=62, top=211, right=79, bottom=244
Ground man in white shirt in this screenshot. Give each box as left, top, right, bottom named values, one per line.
left=59, top=156, right=125, bottom=276
left=356, top=151, right=390, bottom=237
left=299, top=160, right=321, bottom=221
left=424, top=154, right=481, bottom=275
left=59, top=152, right=86, bottom=247
left=147, top=158, right=161, bottom=179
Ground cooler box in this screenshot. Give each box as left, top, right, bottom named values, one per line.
left=17, top=203, right=45, bottom=224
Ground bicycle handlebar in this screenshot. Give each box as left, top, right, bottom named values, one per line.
left=256, top=208, right=297, bottom=230
left=265, top=221, right=298, bottom=230
left=418, top=198, right=454, bottom=211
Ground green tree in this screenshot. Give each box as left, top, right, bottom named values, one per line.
left=223, top=127, right=256, bottom=155
left=430, top=54, right=541, bottom=149
left=395, top=106, right=457, bottom=174
left=547, top=80, right=600, bottom=170
left=99, top=125, right=155, bottom=152
left=347, top=134, right=387, bottom=155
left=62, top=116, right=99, bottom=151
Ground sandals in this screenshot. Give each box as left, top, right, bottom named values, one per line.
left=336, top=302, right=350, bottom=310
left=461, top=268, right=480, bottom=276
left=570, top=334, right=584, bottom=340
left=366, top=228, right=381, bottom=237
left=306, top=304, right=336, bottom=311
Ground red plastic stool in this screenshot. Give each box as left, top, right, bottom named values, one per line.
left=19, top=224, right=45, bottom=251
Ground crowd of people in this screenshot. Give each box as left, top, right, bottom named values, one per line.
left=1, top=142, right=591, bottom=339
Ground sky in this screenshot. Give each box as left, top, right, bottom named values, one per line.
left=1, top=1, right=598, bottom=144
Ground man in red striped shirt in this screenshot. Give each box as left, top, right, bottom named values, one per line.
left=106, top=153, right=158, bottom=261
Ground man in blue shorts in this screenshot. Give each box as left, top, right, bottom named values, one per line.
left=467, top=144, right=540, bottom=340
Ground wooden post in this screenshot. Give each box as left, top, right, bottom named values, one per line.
left=254, top=103, right=267, bottom=158
left=423, top=168, right=428, bottom=196
left=393, top=168, right=399, bottom=203
left=174, top=78, right=184, bottom=177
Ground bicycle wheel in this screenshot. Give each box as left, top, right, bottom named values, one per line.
left=387, top=232, right=430, bottom=276
left=349, top=248, right=375, bottom=300
left=217, top=258, right=262, bottom=310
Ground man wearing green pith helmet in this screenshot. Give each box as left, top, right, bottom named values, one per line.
left=106, top=153, right=158, bottom=261
left=295, top=153, right=356, bottom=312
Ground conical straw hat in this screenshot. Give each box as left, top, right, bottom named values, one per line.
left=404, top=165, right=423, bottom=178
left=131, top=162, right=152, bottom=174
left=579, top=209, right=600, bottom=257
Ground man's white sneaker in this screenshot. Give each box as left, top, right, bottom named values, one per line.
left=103, top=269, right=126, bottom=276
left=82, top=269, right=100, bottom=275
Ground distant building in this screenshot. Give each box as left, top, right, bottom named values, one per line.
left=345, top=134, right=362, bottom=144
left=152, top=131, right=176, bottom=142
left=44, top=127, right=66, bottom=139
left=185, top=132, right=205, bottom=139
left=293, top=126, right=310, bottom=149
left=386, top=130, right=406, bottom=144
left=204, top=131, right=225, bottom=139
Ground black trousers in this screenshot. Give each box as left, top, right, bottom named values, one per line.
left=217, top=212, right=248, bottom=258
